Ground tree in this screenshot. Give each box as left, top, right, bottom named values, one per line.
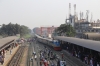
left=0, top=23, right=31, bottom=37
left=20, top=25, right=31, bottom=37
left=54, top=24, right=76, bottom=37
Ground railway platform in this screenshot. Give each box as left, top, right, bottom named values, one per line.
left=0, top=45, right=19, bottom=66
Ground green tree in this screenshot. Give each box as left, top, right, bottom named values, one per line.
left=0, top=22, right=31, bottom=37
left=55, top=24, right=76, bottom=37
left=20, top=25, right=31, bottom=38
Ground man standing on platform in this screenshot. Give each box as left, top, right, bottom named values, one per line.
left=10, top=49, right=12, bottom=55
left=1, top=54, right=4, bottom=65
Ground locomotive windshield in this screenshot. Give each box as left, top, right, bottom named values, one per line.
left=53, top=40, right=60, bottom=46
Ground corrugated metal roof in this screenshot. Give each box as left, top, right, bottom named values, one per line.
left=0, top=36, right=19, bottom=48
left=54, top=36, right=100, bottom=52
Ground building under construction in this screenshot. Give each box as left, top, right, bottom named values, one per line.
left=66, top=3, right=100, bottom=40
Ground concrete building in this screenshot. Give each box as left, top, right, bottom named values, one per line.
left=40, top=26, right=57, bottom=38
left=74, top=22, right=100, bottom=33
left=33, top=26, right=57, bottom=38
left=33, top=27, right=41, bottom=35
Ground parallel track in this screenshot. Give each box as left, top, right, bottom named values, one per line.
left=27, top=43, right=32, bottom=66
left=7, top=46, right=25, bottom=66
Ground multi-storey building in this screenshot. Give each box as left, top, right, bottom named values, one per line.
left=33, top=27, right=41, bottom=35
left=40, top=26, right=57, bottom=38
left=33, top=26, right=57, bottom=38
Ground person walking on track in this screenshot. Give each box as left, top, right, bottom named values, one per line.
left=34, top=55, right=37, bottom=60
left=61, top=53, right=64, bottom=60
left=47, top=60, right=50, bottom=66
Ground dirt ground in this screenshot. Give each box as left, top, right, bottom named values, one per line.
left=20, top=46, right=29, bottom=66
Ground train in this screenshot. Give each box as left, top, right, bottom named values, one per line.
left=35, top=34, right=61, bottom=51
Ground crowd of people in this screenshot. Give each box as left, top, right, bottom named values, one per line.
left=33, top=46, right=66, bottom=66
left=32, top=37, right=100, bottom=66
left=0, top=43, right=18, bottom=65
left=0, top=51, right=4, bottom=65
left=65, top=46, right=100, bottom=66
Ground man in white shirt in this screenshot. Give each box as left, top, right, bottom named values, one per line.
left=35, top=55, right=37, bottom=60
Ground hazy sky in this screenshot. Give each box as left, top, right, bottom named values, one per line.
left=0, top=0, right=100, bottom=29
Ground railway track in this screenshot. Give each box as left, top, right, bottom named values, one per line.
left=27, top=43, right=32, bottom=66
left=27, top=41, right=39, bottom=66
left=33, top=41, right=40, bottom=66
left=7, top=46, right=26, bottom=66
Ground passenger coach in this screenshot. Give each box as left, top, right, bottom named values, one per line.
left=35, top=34, right=61, bottom=51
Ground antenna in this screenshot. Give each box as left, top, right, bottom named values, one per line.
left=86, top=10, right=89, bottom=22
left=69, top=3, right=71, bottom=17
left=81, top=12, right=83, bottom=19
left=80, top=11, right=82, bottom=20
left=76, top=12, right=78, bottom=20
left=65, top=16, right=67, bottom=24
left=74, top=4, right=76, bottom=16
left=90, top=13, right=93, bottom=22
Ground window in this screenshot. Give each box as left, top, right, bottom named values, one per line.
left=96, top=30, right=98, bottom=32
left=91, top=30, right=94, bottom=32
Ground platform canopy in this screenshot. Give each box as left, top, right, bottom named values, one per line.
left=0, top=36, right=19, bottom=51
left=54, top=36, right=100, bottom=52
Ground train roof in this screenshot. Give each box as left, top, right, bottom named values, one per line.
left=43, top=38, right=52, bottom=41
left=35, top=34, right=52, bottom=41
left=53, top=40, right=59, bottom=42
left=54, top=36, right=100, bottom=52
left=35, top=34, right=42, bottom=38
left=0, top=36, right=19, bottom=51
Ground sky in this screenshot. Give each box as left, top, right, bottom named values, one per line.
left=0, top=0, right=100, bottom=29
